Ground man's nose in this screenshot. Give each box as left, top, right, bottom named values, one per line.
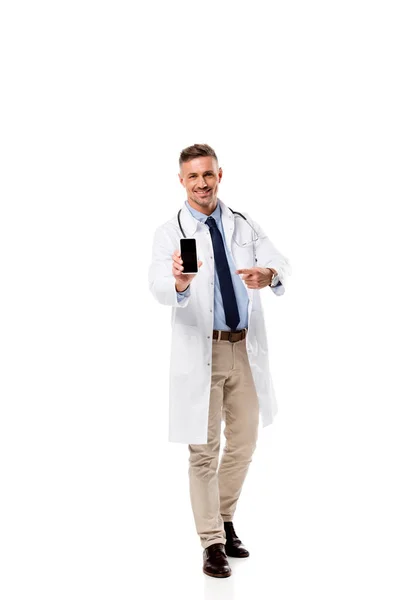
left=198, top=178, right=208, bottom=188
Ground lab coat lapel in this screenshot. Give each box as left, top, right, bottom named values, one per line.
left=219, top=199, right=235, bottom=254
left=179, top=202, right=199, bottom=238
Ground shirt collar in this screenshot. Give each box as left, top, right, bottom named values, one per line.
left=185, top=199, right=221, bottom=225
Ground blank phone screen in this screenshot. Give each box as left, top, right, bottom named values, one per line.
left=180, top=238, right=198, bottom=273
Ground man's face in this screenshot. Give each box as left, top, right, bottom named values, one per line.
left=179, top=156, right=222, bottom=214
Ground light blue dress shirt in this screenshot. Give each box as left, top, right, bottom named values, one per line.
left=177, top=200, right=249, bottom=331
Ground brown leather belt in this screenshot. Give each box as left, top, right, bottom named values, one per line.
left=212, top=329, right=247, bottom=343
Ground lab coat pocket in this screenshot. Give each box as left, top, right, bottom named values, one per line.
left=170, top=324, right=202, bottom=376
left=232, top=244, right=256, bottom=271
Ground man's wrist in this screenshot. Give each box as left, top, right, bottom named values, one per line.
left=176, top=282, right=190, bottom=293
left=267, top=268, right=279, bottom=287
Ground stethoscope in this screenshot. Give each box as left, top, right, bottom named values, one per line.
left=177, top=206, right=260, bottom=248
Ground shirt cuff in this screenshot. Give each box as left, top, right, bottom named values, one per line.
left=176, top=285, right=191, bottom=302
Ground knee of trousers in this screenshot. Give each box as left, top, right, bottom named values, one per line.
left=224, top=418, right=259, bottom=451
left=188, top=450, right=219, bottom=476
left=224, top=431, right=258, bottom=459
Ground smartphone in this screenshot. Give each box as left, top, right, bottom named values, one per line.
left=180, top=238, right=198, bottom=274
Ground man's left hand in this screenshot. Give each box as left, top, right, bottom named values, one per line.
left=236, top=267, right=277, bottom=289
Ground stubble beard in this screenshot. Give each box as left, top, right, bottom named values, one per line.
left=190, top=189, right=218, bottom=213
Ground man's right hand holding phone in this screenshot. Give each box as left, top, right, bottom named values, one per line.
left=172, top=250, right=203, bottom=292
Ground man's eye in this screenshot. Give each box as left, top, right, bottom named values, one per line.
left=189, top=173, right=213, bottom=178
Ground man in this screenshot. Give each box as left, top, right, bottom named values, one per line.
left=148, top=143, right=291, bottom=578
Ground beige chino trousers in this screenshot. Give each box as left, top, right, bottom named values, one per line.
left=188, top=336, right=260, bottom=549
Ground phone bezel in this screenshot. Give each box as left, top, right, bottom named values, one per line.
left=179, top=238, right=198, bottom=274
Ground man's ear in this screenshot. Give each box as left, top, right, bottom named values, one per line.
left=178, top=173, right=184, bottom=186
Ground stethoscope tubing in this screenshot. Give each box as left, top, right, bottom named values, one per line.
left=177, top=207, right=249, bottom=238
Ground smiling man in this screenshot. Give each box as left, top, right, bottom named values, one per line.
left=148, top=143, right=291, bottom=578
left=182, top=157, right=220, bottom=205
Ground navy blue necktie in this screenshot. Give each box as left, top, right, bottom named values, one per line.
left=205, top=216, right=240, bottom=331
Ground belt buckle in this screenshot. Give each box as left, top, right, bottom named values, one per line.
left=228, top=331, right=235, bottom=343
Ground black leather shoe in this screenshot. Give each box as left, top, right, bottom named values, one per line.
left=203, top=543, right=232, bottom=578
left=224, top=522, right=250, bottom=558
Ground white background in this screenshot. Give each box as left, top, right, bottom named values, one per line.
left=1, top=1, right=400, bottom=599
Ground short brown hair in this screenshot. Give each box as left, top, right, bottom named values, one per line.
left=179, top=143, right=218, bottom=168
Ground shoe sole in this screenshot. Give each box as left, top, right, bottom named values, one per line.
left=203, top=568, right=232, bottom=578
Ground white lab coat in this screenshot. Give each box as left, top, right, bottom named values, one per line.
left=148, top=198, right=291, bottom=444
